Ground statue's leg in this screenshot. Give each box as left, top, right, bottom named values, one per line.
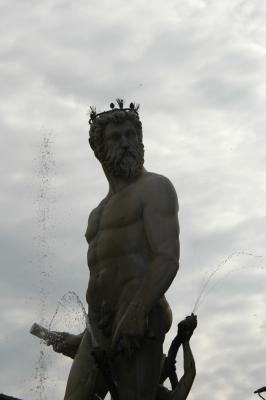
left=112, top=306, right=166, bottom=400
left=64, top=330, right=108, bottom=400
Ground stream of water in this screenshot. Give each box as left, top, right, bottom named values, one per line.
left=32, top=132, right=56, bottom=400
left=192, top=251, right=264, bottom=314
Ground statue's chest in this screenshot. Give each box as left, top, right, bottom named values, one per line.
left=100, top=191, right=142, bottom=230
left=85, top=190, right=142, bottom=244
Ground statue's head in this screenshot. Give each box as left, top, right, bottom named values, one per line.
left=89, top=100, right=144, bottom=178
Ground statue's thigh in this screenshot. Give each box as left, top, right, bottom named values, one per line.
left=114, top=336, right=164, bottom=400
left=64, top=330, right=108, bottom=400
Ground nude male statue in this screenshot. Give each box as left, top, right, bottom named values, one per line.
left=55, top=100, right=180, bottom=400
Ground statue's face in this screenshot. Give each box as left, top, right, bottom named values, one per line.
left=101, top=120, right=144, bottom=178
left=104, top=120, right=138, bottom=152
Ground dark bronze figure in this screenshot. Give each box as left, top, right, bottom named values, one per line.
left=30, top=99, right=197, bottom=400
left=158, top=314, right=197, bottom=400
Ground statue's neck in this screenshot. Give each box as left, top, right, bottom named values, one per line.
left=104, top=167, right=146, bottom=194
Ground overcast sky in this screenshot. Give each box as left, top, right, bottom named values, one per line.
left=1, top=1, right=266, bottom=399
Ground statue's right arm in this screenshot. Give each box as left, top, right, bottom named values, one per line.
left=49, top=330, right=85, bottom=359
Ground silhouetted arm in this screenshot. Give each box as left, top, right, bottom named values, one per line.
left=160, top=334, right=182, bottom=387
left=170, top=341, right=196, bottom=400
left=47, top=330, right=85, bottom=359
left=133, top=176, right=180, bottom=315
left=112, top=176, right=179, bottom=346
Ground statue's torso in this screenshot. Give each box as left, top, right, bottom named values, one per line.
left=85, top=173, right=151, bottom=319
left=85, top=172, right=174, bottom=337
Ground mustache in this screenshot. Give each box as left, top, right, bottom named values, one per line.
left=101, top=142, right=144, bottom=178
left=105, top=144, right=141, bottom=164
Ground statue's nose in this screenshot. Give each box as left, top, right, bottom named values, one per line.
left=120, top=135, right=129, bottom=148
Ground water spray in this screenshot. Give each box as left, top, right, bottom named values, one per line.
left=191, top=251, right=264, bottom=314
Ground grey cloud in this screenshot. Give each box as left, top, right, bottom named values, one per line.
left=1, top=0, right=266, bottom=399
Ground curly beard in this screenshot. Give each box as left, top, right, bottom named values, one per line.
left=100, top=142, right=144, bottom=179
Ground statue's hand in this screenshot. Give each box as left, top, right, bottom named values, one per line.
left=47, top=331, right=82, bottom=359
left=177, top=314, right=197, bottom=343
left=112, top=303, right=148, bottom=358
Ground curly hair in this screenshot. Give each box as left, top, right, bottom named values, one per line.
left=89, top=110, right=142, bottom=161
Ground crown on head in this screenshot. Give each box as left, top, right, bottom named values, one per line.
left=89, top=99, right=140, bottom=125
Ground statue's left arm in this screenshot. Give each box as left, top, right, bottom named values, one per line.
left=136, top=175, right=180, bottom=314
left=113, top=176, right=180, bottom=346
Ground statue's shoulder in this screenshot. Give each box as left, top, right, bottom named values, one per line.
left=138, top=172, right=178, bottom=211
left=87, top=195, right=109, bottom=223
left=140, top=171, right=177, bottom=197
left=85, top=195, right=110, bottom=241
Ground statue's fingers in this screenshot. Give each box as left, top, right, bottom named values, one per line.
left=52, top=343, right=61, bottom=352
left=191, top=314, right=197, bottom=325
left=53, top=341, right=66, bottom=353
left=191, top=319, right=197, bottom=330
